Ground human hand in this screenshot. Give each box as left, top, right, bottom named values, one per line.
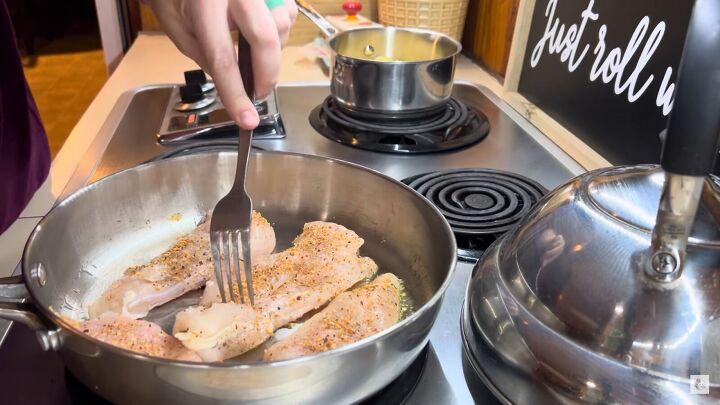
left=146, top=0, right=298, bottom=129
left=538, top=229, right=565, bottom=268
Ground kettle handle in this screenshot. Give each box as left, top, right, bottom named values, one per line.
left=661, top=0, right=720, bottom=175
left=648, top=0, right=720, bottom=282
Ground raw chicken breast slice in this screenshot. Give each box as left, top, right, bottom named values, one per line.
left=73, top=313, right=201, bottom=362
left=88, top=211, right=275, bottom=319
left=264, top=273, right=403, bottom=361
left=176, top=221, right=378, bottom=362
left=201, top=221, right=373, bottom=308
left=173, top=303, right=273, bottom=362
left=199, top=254, right=276, bottom=306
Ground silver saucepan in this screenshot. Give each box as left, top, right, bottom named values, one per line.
left=296, top=0, right=461, bottom=114
left=0, top=151, right=456, bottom=404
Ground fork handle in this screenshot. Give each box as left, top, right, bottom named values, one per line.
left=236, top=32, right=254, bottom=187
left=238, top=33, right=255, bottom=104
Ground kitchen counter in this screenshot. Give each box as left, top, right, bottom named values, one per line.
left=0, top=32, right=508, bottom=278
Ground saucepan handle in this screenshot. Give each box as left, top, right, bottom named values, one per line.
left=296, top=0, right=338, bottom=38
left=0, top=275, right=60, bottom=351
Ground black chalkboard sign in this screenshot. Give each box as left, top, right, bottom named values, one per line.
left=518, top=0, right=720, bottom=175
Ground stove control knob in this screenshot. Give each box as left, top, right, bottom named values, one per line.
left=343, top=1, right=362, bottom=21
left=179, top=84, right=204, bottom=103
left=184, top=69, right=206, bottom=85
left=184, top=69, right=215, bottom=92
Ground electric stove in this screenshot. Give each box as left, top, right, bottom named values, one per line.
left=0, top=80, right=583, bottom=404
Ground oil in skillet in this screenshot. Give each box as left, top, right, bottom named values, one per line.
left=351, top=272, right=415, bottom=321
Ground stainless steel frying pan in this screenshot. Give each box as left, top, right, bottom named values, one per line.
left=0, top=151, right=456, bottom=404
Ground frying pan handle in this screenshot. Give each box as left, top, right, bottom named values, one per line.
left=296, top=0, right=338, bottom=38
left=647, top=0, right=720, bottom=282
left=0, top=275, right=61, bottom=351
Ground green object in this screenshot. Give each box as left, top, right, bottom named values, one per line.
left=265, top=0, right=285, bottom=9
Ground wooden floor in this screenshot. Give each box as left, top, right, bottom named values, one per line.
left=22, top=35, right=108, bottom=159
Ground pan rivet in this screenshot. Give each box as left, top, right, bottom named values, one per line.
left=363, top=45, right=375, bottom=57
left=35, top=263, right=47, bottom=286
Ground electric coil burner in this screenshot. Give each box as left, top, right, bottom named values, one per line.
left=309, top=97, right=490, bottom=153
left=403, top=168, right=547, bottom=261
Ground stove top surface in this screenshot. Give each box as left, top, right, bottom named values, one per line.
left=3, top=82, right=581, bottom=404
left=80, top=82, right=580, bottom=188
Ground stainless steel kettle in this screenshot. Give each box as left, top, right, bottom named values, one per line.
left=462, top=0, right=720, bottom=403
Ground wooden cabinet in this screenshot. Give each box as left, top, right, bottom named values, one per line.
left=138, top=3, right=160, bottom=32
left=462, top=0, right=519, bottom=78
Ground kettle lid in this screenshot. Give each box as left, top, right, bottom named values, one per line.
left=475, top=165, right=720, bottom=380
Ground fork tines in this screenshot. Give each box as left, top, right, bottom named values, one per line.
left=210, top=228, right=254, bottom=305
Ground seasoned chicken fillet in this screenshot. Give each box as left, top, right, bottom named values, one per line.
left=73, top=313, right=201, bottom=362
left=175, top=222, right=378, bottom=362
left=173, top=303, right=272, bottom=362
left=264, top=273, right=403, bottom=361
left=88, top=212, right=275, bottom=319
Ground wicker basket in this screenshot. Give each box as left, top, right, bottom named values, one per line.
left=378, top=0, right=470, bottom=41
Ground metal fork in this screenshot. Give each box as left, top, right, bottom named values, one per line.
left=209, top=35, right=255, bottom=305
